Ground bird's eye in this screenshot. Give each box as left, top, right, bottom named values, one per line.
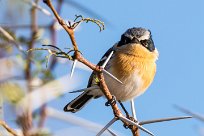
left=140, top=40, right=148, bottom=47
left=140, top=39, right=155, bottom=52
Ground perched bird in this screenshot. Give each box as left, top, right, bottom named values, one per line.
left=64, top=27, right=159, bottom=113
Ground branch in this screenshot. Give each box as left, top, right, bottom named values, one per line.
left=43, top=0, right=122, bottom=118
left=42, top=1, right=150, bottom=136
left=0, top=120, right=19, bottom=136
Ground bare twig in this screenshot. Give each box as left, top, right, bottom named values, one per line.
left=0, top=120, right=19, bottom=136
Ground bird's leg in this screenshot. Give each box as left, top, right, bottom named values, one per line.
left=118, top=100, right=130, bottom=118
left=105, top=95, right=116, bottom=106
left=130, top=99, right=137, bottom=120
left=118, top=101, right=137, bottom=129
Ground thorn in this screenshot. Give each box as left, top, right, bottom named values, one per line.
left=101, top=51, right=114, bottom=68
left=70, top=60, right=77, bottom=78
left=130, top=99, right=137, bottom=120
left=96, top=117, right=118, bottom=136
left=102, top=69, right=123, bottom=84
left=48, top=49, right=52, bottom=54
left=119, top=115, right=154, bottom=136
left=69, top=86, right=99, bottom=93
left=139, top=116, right=192, bottom=125
left=107, top=129, right=118, bottom=136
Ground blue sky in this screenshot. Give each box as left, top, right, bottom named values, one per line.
left=1, top=0, right=204, bottom=136
left=55, top=0, right=204, bottom=135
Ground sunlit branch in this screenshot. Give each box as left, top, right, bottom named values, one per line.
left=0, top=120, right=19, bottom=136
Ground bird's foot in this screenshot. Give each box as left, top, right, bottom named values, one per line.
left=123, top=117, right=138, bottom=129
left=105, top=95, right=116, bottom=106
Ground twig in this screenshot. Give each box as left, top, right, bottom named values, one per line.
left=22, top=0, right=54, bottom=18
left=45, top=0, right=112, bottom=115
left=0, top=27, right=25, bottom=54
left=0, top=120, right=19, bottom=136
left=71, top=15, right=105, bottom=31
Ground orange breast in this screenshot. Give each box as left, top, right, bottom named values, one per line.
left=110, top=44, right=158, bottom=93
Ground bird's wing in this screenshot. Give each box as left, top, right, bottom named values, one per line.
left=87, top=45, right=117, bottom=88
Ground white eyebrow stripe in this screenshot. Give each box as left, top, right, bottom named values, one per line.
left=138, top=31, right=150, bottom=41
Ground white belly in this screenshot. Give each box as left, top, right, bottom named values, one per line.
left=105, top=69, right=144, bottom=101
left=89, top=69, right=144, bottom=102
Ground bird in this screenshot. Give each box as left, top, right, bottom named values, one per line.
left=64, top=27, right=159, bottom=113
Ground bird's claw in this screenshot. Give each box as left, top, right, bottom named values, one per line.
left=105, top=95, right=116, bottom=106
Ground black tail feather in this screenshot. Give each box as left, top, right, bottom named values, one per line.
left=64, top=91, right=93, bottom=113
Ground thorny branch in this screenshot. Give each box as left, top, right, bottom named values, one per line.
left=43, top=0, right=138, bottom=135
left=43, top=0, right=122, bottom=116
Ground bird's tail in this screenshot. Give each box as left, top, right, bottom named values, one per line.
left=64, top=91, right=94, bottom=113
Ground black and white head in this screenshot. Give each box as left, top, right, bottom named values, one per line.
left=117, top=27, right=155, bottom=52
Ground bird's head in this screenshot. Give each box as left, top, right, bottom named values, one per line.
left=117, top=27, right=155, bottom=52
